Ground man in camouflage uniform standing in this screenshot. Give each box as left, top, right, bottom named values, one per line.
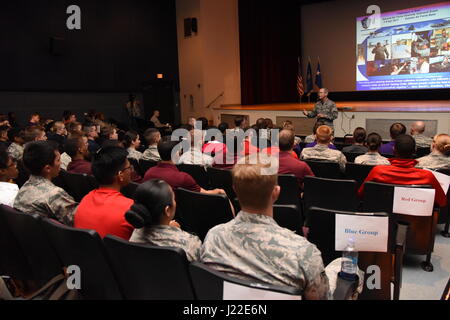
left=14, top=141, right=77, bottom=226
left=201, top=153, right=331, bottom=300
left=303, top=88, right=338, bottom=129
left=410, top=121, right=433, bottom=149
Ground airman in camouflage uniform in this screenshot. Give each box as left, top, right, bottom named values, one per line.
left=301, top=144, right=347, bottom=171
left=14, top=175, right=77, bottom=226
left=303, top=89, right=338, bottom=129
left=142, top=146, right=161, bottom=162
left=201, top=211, right=331, bottom=300
left=416, top=153, right=450, bottom=170
left=127, top=148, right=143, bottom=161
left=7, top=142, right=24, bottom=162
left=413, top=134, right=433, bottom=149
left=355, top=152, right=390, bottom=166
left=130, top=225, right=202, bottom=262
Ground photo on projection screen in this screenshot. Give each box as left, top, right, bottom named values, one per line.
left=356, top=1, right=450, bottom=91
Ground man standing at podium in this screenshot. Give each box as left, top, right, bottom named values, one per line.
left=303, top=88, right=338, bottom=129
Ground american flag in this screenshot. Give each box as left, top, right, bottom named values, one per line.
left=297, top=57, right=304, bottom=98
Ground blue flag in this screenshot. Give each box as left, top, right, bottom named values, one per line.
left=306, top=60, right=313, bottom=95
left=315, top=61, right=323, bottom=89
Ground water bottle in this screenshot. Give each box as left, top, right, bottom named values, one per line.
left=340, top=237, right=358, bottom=281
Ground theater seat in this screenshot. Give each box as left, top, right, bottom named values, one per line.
left=304, top=160, right=342, bottom=179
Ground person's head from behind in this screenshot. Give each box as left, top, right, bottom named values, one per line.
left=218, top=122, right=229, bottom=134
left=92, top=146, right=132, bottom=187
left=123, top=131, right=141, bottom=150
left=232, top=154, right=280, bottom=213
left=0, top=148, right=18, bottom=182
left=83, top=123, right=98, bottom=140
left=279, top=130, right=295, bottom=152
left=390, top=123, right=406, bottom=140
left=65, top=136, right=89, bottom=159
left=316, top=125, right=333, bottom=145
left=312, top=120, right=326, bottom=135
left=23, top=141, right=61, bottom=178
left=144, top=128, right=161, bottom=146
left=7, top=127, right=24, bottom=145
left=432, top=134, right=450, bottom=156
left=394, top=135, right=416, bottom=159
left=410, top=121, right=426, bottom=135
left=23, top=126, right=47, bottom=143
left=125, top=180, right=176, bottom=228
left=353, top=127, right=367, bottom=144
left=158, top=137, right=179, bottom=162
left=256, top=118, right=266, bottom=129
left=264, top=118, right=273, bottom=129
left=234, top=116, right=245, bottom=129
left=366, top=133, right=383, bottom=152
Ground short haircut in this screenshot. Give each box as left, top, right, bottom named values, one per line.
left=312, top=120, right=326, bottom=134
left=394, top=135, right=416, bottom=159
left=234, top=116, right=244, bottom=127
left=366, top=133, right=383, bottom=152
left=23, top=126, right=45, bottom=143
left=65, top=137, right=84, bottom=158
left=316, top=125, right=333, bottom=144
left=157, top=136, right=179, bottom=161
left=144, top=128, right=160, bottom=145
left=390, top=123, right=406, bottom=140
left=67, top=122, right=82, bottom=133
left=123, top=131, right=139, bottom=149
left=256, top=118, right=266, bottom=129
left=353, top=127, right=367, bottom=144
left=0, top=148, right=10, bottom=169
left=218, top=122, right=229, bottom=134
left=7, top=127, right=23, bottom=142
left=23, top=141, right=58, bottom=175
left=434, top=134, right=450, bottom=155
left=279, top=130, right=295, bottom=151
left=232, top=154, right=278, bottom=211
left=125, top=180, right=173, bottom=228
left=100, top=125, right=116, bottom=140
left=92, top=146, right=128, bottom=185
left=83, top=123, right=97, bottom=134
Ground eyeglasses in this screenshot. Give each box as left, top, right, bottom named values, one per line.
left=119, top=165, right=134, bottom=174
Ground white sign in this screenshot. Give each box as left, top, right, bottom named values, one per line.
left=393, top=187, right=435, bottom=216
left=223, top=281, right=302, bottom=300
left=425, top=169, right=450, bottom=195
left=335, top=214, right=389, bottom=252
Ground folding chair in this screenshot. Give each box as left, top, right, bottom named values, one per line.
left=103, top=235, right=195, bottom=300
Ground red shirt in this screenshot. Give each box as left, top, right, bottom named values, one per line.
left=143, top=162, right=201, bottom=192
left=278, top=151, right=315, bottom=190
left=67, top=159, right=92, bottom=175
left=74, top=188, right=134, bottom=240
left=262, top=146, right=299, bottom=159
left=358, top=158, right=447, bottom=207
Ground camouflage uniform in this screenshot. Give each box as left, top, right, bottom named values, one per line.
left=301, top=144, right=347, bottom=171
left=7, top=143, right=24, bottom=161
left=130, top=225, right=202, bottom=262
left=201, top=211, right=330, bottom=300
left=13, top=175, right=78, bottom=226
left=127, top=148, right=143, bottom=161
left=142, top=146, right=161, bottom=162
left=304, top=135, right=315, bottom=144
left=306, top=99, right=338, bottom=128
left=413, top=134, right=433, bottom=149
left=416, top=153, right=450, bottom=170
left=354, top=152, right=390, bottom=166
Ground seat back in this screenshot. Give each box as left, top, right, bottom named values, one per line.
left=207, top=167, right=235, bottom=200
left=273, top=205, right=303, bottom=235
left=139, top=159, right=158, bottom=175
left=345, top=163, right=375, bottom=189
left=175, top=188, right=234, bottom=241
left=343, top=152, right=365, bottom=163
left=40, top=218, right=123, bottom=300
left=120, top=182, right=139, bottom=200
left=177, top=164, right=210, bottom=189
left=434, top=168, right=450, bottom=229
left=304, top=160, right=342, bottom=179
left=103, top=236, right=195, bottom=300
left=275, top=175, right=301, bottom=207
left=189, top=262, right=302, bottom=300
left=52, top=170, right=99, bottom=202
left=415, top=147, right=431, bottom=158
left=303, top=176, right=359, bottom=226
left=127, top=158, right=143, bottom=177
left=0, top=206, right=62, bottom=287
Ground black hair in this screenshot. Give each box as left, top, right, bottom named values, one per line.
left=313, top=120, right=326, bottom=134
left=23, top=141, right=58, bottom=175
left=65, top=137, right=83, bottom=158
left=394, top=135, right=416, bottom=159
left=353, top=127, right=367, bottom=144
left=92, top=146, right=129, bottom=185
left=0, top=148, right=10, bottom=169
left=7, top=127, right=23, bottom=142
left=234, top=116, right=244, bottom=127
left=125, top=180, right=173, bottom=228
left=218, top=122, right=229, bottom=134
left=157, top=136, right=179, bottom=161
left=0, top=125, right=9, bottom=134
left=390, top=123, right=406, bottom=139
left=123, top=131, right=138, bottom=149
left=366, top=133, right=383, bottom=152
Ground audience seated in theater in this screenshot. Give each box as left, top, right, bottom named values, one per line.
left=354, top=133, right=390, bottom=166
left=123, top=131, right=143, bottom=161
left=0, top=125, right=10, bottom=150
left=410, top=121, right=433, bottom=149
left=97, top=125, right=118, bottom=146
left=304, top=121, right=326, bottom=144
left=416, top=134, right=450, bottom=170
left=126, top=179, right=202, bottom=262
left=74, top=146, right=134, bottom=240
left=0, top=148, right=19, bottom=207
left=47, top=121, right=67, bottom=153
left=142, top=128, right=162, bottom=162
left=83, top=123, right=100, bottom=155
left=263, top=126, right=299, bottom=159
left=178, top=129, right=214, bottom=167
left=277, top=130, right=314, bottom=191
left=358, top=135, right=447, bottom=207
left=27, top=113, right=41, bottom=127
left=342, top=127, right=368, bottom=154
left=66, top=121, right=83, bottom=136
left=23, top=126, right=47, bottom=143
left=304, top=121, right=337, bottom=150
left=144, top=137, right=225, bottom=195
left=13, top=141, right=78, bottom=225
left=301, top=125, right=347, bottom=171
left=7, top=128, right=25, bottom=161
left=65, top=135, right=92, bottom=175
left=62, top=110, right=77, bottom=126
left=200, top=153, right=331, bottom=300
left=379, top=123, right=406, bottom=155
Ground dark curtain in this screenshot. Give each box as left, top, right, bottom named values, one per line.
left=239, top=0, right=301, bottom=105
